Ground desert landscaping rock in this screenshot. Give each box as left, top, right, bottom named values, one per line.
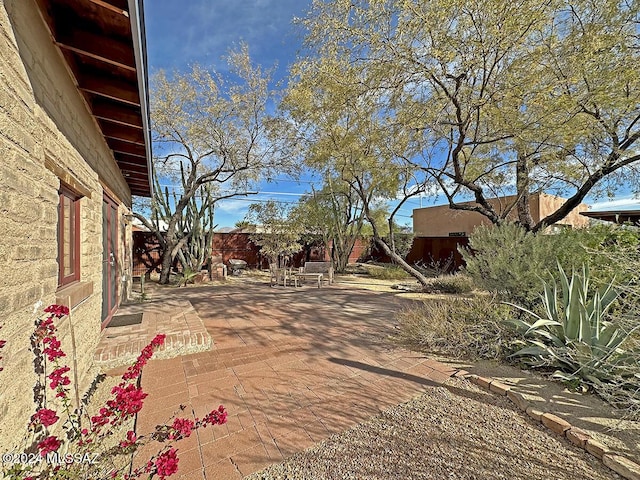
left=506, top=390, right=529, bottom=412
left=566, top=427, right=592, bottom=448
left=246, top=378, right=620, bottom=480
left=541, top=413, right=572, bottom=435
left=603, top=454, right=640, bottom=480
left=489, top=380, right=510, bottom=396
left=586, top=439, right=611, bottom=459
left=473, top=375, right=492, bottom=389
left=525, top=406, right=545, bottom=422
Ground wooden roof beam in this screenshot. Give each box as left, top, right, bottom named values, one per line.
left=79, top=72, right=140, bottom=106
left=56, top=28, right=136, bottom=72
left=88, top=0, right=129, bottom=16
left=100, top=121, right=145, bottom=145
left=108, top=138, right=146, bottom=157
left=92, top=99, right=142, bottom=128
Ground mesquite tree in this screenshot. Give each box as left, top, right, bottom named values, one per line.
left=134, top=45, right=295, bottom=283
left=297, top=0, right=640, bottom=232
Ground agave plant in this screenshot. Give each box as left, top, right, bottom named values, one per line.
left=506, top=263, right=639, bottom=385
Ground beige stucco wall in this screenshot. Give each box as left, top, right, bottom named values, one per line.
left=0, top=0, right=134, bottom=451
left=413, top=193, right=589, bottom=237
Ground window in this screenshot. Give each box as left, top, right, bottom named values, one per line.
left=58, top=187, right=81, bottom=286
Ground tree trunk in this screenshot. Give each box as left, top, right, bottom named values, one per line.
left=372, top=236, right=431, bottom=288
left=331, top=234, right=357, bottom=272
left=515, top=152, right=534, bottom=230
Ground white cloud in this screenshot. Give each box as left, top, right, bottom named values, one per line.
left=216, top=198, right=251, bottom=214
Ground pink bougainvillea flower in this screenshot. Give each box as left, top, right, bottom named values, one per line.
left=0, top=339, right=6, bottom=348
left=42, top=336, right=65, bottom=361
left=33, top=408, right=59, bottom=427
left=108, top=384, right=147, bottom=417
left=119, top=429, right=137, bottom=448
left=43, top=304, right=69, bottom=318
left=155, top=448, right=179, bottom=479
left=37, top=435, right=62, bottom=455
left=202, top=405, right=227, bottom=426
left=150, top=334, right=166, bottom=347
left=48, top=366, right=71, bottom=389
left=170, top=417, right=195, bottom=439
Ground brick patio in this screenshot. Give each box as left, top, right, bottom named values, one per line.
left=131, top=282, right=456, bottom=479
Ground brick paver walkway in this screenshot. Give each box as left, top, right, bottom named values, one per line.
left=136, top=282, right=456, bottom=479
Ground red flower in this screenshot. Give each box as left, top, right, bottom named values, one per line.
left=121, top=335, right=166, bottom=381
left=44, top=304, right=69, bottom=318
left=119, top=430, right=137, bottom=448
left=42, top=336, right=65, bottom=361
left=202, top=405, right=227, bottom=426
left=155, top=448, right=179, bottom=478
left=37, top=435, right=61, bottom=455
left=171, top=418, right=195, bottom=439
left=91, top=407, right=112, bottom=427
left=151, top=334, right=166, bottom=347
left=33, top=408, right=59, bottom=427
left=108, top=384, right=147, bottom=416
left=48, top=366, right=71, bottom=389
left=0, top=340, right=6, bottom=348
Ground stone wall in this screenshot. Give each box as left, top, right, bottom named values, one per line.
left=0, top=0, right=133, bottom=451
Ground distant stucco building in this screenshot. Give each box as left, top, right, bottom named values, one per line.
left=410, top=193, right=589, bottom=269
left=0, top=0, right=152, bottom=450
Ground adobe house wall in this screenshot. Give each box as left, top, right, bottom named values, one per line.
left=0, top=0, right=133, bottom=450
left=413, top=193, right=589, bottom=237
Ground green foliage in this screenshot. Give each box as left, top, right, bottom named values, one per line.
left=178, top=268, right=200, bottom=287
left=507, top=264, right=638, bottom=387
left=395, top=296, right=517, bottom=360
left=296, top=0, right=640, bottom=230
left=245, top=201, right=304, bottom=268
left=382, top=232, right=414, bottom=260
left=461, top=223, right=590, bottom=306
left=462, top=223, right=640, bottom=307
left=425, top=275, right=474, bottom=294
left=364, top=264, right=413, bottom=280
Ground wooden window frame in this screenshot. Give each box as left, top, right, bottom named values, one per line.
left=58, top=186, right=81, bottom=287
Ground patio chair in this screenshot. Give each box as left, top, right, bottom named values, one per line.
left=269, top=265, right=297, bottom=287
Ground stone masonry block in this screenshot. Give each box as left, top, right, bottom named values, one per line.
left=506, top=390, right=529, bottom=412
left=585, top=439, right=610, bottom=459
left=525, top=406, right=544, bottom=422
left=603, top=454, right=640, bottom=480
left=541, top=413, right=572, bottom=435
left=489, top=380, right=510, bottom=396
left=566, top=427, right=591, bottom=448
left=454, top=369, right=470, bottom=378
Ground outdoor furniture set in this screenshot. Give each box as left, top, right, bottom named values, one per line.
left=270, top=261, right=334, bottom=288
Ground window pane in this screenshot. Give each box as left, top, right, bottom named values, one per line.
left=59, top=190, right=79, bottom=286
left=63, top=196, right=72, bottom=277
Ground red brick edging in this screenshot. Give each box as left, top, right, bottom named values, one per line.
left=454, top=370, right=640, bottom=480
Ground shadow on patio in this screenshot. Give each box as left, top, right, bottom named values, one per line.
left=132, top=281, right=456, bottom=480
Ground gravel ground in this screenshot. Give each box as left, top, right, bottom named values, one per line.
left=245, top=377, right=619, bottom=480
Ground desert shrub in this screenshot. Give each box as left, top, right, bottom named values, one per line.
left=462, top=223, right=640, bottom=308
left=395, top=295, right=517, bottom=360
left=424, top=274, right=474, bottom=294
left=461, top=223, right=593, bottom=307
left=365, top=264, right=413, bottom=280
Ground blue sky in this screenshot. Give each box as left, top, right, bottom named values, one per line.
left=142, top=0, right=638, bottom=229
left=143, top=0, right=338, bottom=229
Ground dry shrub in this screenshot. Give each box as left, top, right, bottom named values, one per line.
left=395, top=295, right=517, bottom=360
left=424, top=274, right=474, bottom=294
left=365, top=264, right=412, bottom=280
